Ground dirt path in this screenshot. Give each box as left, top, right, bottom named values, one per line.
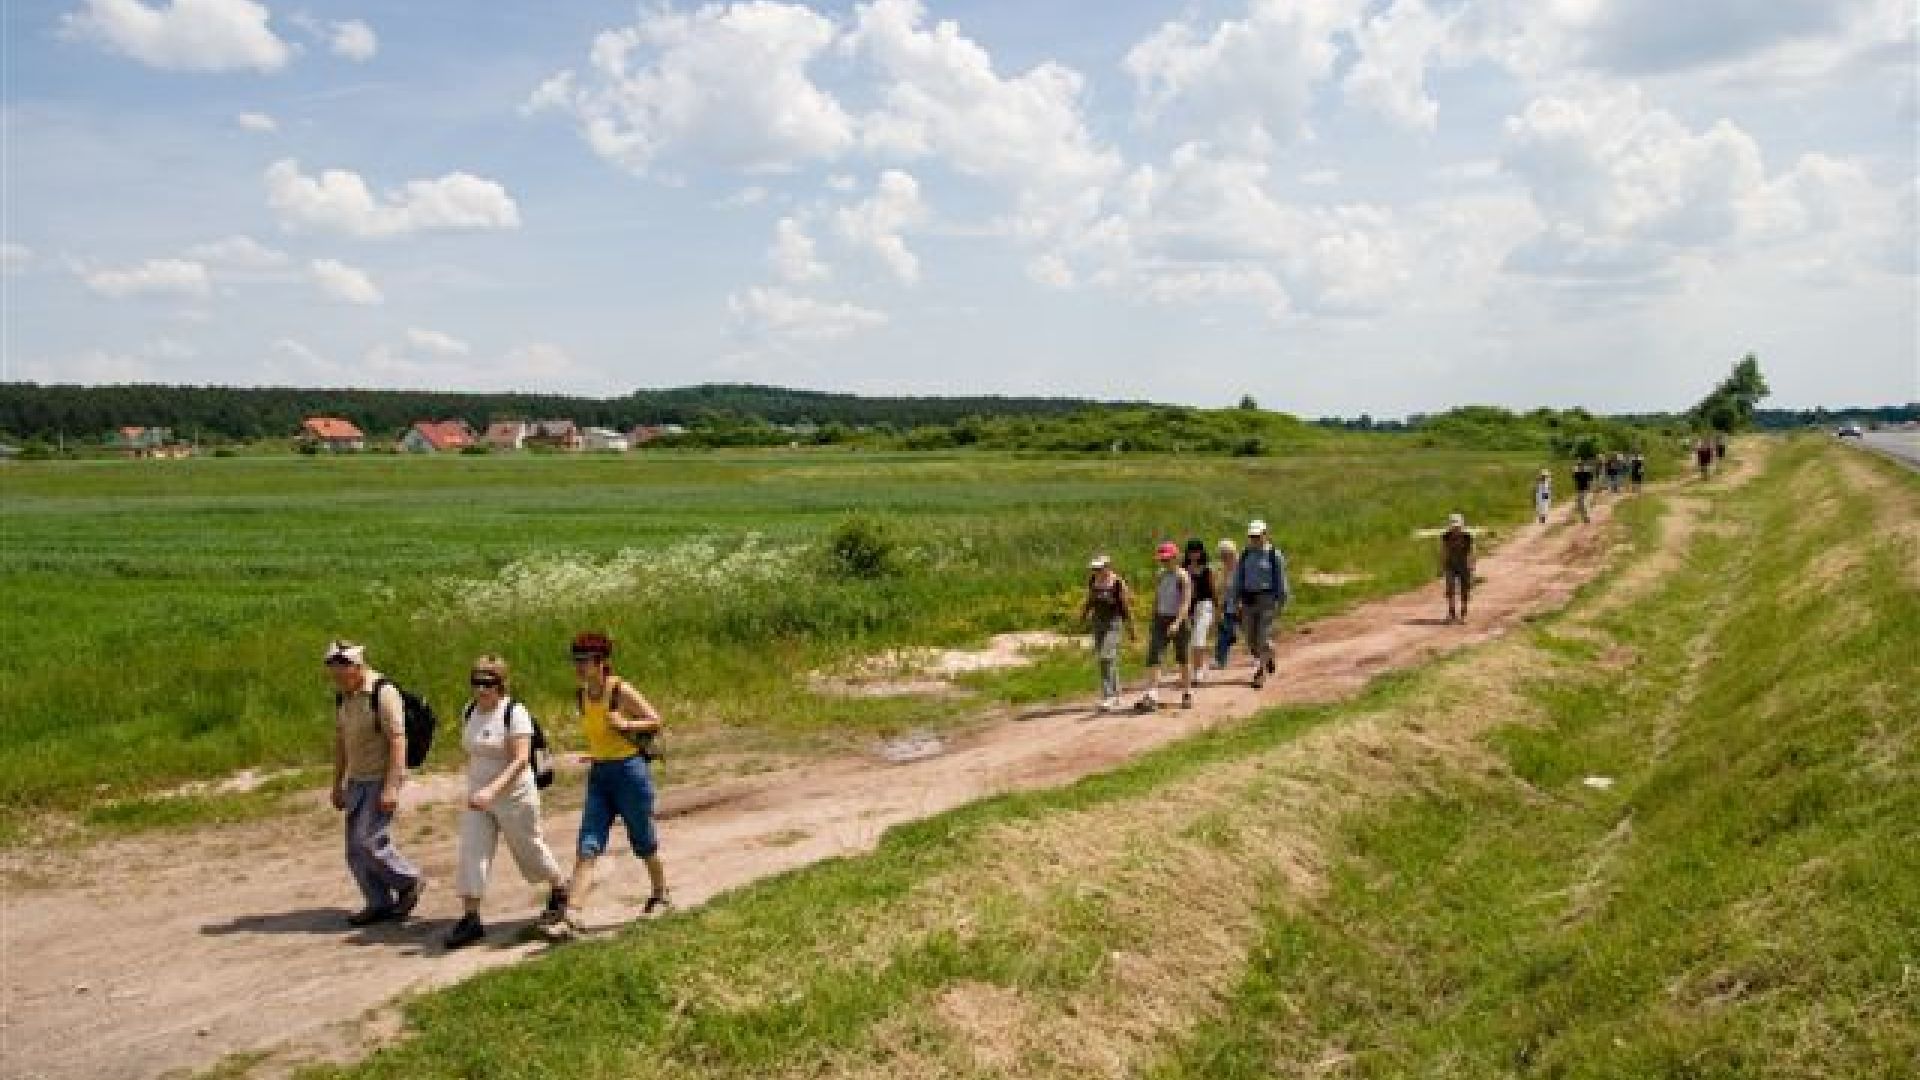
left=2, top=493, right=1641, bottom=1080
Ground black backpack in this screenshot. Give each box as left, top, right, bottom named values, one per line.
left=336, top=677, right=437, bottom=769
left=462, top=697, right=555, bottom=790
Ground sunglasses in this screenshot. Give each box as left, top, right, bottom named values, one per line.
left=469, top=676, right=502, bottom=688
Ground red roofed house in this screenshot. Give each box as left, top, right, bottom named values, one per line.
left=300, top=417, right=365, bottom=453
left=397, top=420, right=476, bottom=454
left=485, top=420, right=529, bottom=451
left=116, top=426, right=190, bottom=459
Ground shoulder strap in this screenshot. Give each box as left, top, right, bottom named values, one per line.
left=370, top=677, right=394, bottom=732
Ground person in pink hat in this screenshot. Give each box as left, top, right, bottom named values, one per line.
left=1135, top=541, right=1195, bottom=712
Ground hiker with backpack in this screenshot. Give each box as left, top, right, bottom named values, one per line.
left=1136, top=542, right=1195, bottom=711
left=1534, top=469, right=1553, bottom=524
left=444, top=655, right=567, bottom=950
left=1630, top=453, right=1647, bottom=493
left=541, top=631, right=672, bottom=941
left=1079, top=554, right=1134, bottom=712
left=1235, top=520, right=1290, bottom=689
left=325, top=641, right=425, bottom=927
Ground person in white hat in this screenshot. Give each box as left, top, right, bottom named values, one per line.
left=324, top=640, right=425, bottom=927
left=1534, top=469, right=1553, bottom=524
left=1440, top=514, right=1476, bottom=624
left=1231, top=520, right=1290, bottom=689
left=1078, top=555, right=1134, bottom=711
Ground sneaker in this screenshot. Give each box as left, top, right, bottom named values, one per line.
left=392, top=879, right=425, bottom=920
left=643, top=894, right=674, bottom=916
left=1180, top=692, right=1194, bottom=710
left=540, top=887, right=570, bottom=924
left=1265, top=657, right=1277, bottom=674
left=442, top=914, right=485, bottom=950
left=538, top=912, right=587, bottom=942
left=1251, top=670, right=1266, bottom=690
left=346, top=906, right=395, bottom=928
left=1096, top=697, right=1118, bottom=713
left=1133, top=695, right=1159, bottom=713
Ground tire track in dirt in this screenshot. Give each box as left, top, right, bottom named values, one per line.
left=2, top=492, right=1641, bottom=1080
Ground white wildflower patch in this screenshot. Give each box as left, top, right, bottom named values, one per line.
left=436, top=534, right=808, bottom=619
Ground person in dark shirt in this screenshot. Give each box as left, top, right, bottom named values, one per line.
left=1572, top=459, right=1596, bottom=523
left=1629, top=453, right=1646, bottom=493
left=1440, top=514, right=1476, bottom=624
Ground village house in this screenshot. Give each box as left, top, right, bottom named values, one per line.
left=397, top=419, right=477, bottom=454
left=582, top=427, right=630, bottom=452
left=115, top=426, right=190, bottom=459
left=299, top=417, right=365, bottom=453
left=524, top=419, right=582, bottom=451
left=628, top=423, right=688, bottom=446
left=484, top=420, right=529, bottom=451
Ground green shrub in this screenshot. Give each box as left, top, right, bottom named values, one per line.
left=826, top=515, right=900, bottom=580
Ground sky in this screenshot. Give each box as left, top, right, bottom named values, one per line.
left=2, top=0, right=1915, bottom=417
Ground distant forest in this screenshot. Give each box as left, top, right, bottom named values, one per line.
left=0, top=383, right=1133, bottom=442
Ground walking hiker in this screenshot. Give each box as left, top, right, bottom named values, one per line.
left=1630, top=453, right=1646, bottom=493
left=1572, top=459, right=1596, bottom=523
left=1212, top=539, right=1240, bottom=670
left=1695, top=439, right=1714, bottom=480
left=1534, top=469, right=1553, bottom=524
left=1182, top=539, right=1217, bottom=686
left=325, top=641, right=424, bottom=927
left=1441, top=514, right=1476, bottom=624
left=1234, top=520, right=1291, bottom=689
left=1135, top=542, right=1194, bottom=712
left=1714, top=437, right=1728, bottom=467
left=1079, top=555, right=1134, bottom=711
left=1607, top=453, right=1625, bottom=495
left=541, top=632, right=672, bottom=941
left=445, top=655, right=568, bottom=949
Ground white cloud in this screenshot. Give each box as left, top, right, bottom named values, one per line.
left=265, top=159, right=521, bottom=238
left=235, top=110, right=278, bottom=133
left=1502, top=86, right=1766, bottom=247
left=308, top=258, right=382, bottom=304
left=83, top=257, right=212, bottom=298
left=404, top=327, right=470, bottom=356
left=15, top=349, right=158, bottom=384
left=728, top=285, right=886, bottom=341
left=526, top=1, right=853, bottom=176
left=61, top=0, right=291, bottom=74
left=329, top=19, right=377, bottom=61
left=769, top=216, right=829, bottom=284
left=849, top=0, right=1120, bottom=244
left=358, top=339, right=584, bottom=391
left=1342, top=0, right=1449, bottom=131
left=143, top=337, right=197, bottom=359
left=184, top=233, right=287, bottom=269
left=1122, top=0, right=1359, bottom=153
left=832, top=169, right=927, bottom=283
left=2, top=242, right=33, bottom=275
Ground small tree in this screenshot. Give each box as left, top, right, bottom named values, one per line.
left=1238, top=394, right=1259, bottom=411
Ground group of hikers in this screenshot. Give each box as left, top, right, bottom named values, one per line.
left=1076, top=513, right=1485, bottom=714
left=325, top=634, right=669, bottom=949
left=326, top=442, right=1718, bottom=942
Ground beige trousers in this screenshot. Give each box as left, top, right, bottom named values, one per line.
left=456, top=784, right=563, bottom=900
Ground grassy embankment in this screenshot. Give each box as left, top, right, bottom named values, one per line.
left=302, top=438, right=1916, bottom=1079
left=1, top=444, right=1560, bottom=838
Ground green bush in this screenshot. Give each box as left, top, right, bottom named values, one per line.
left=825, top=515, right=901, bottom=580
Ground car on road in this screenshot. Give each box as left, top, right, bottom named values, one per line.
left=1837, top=424, right=1864, bottom=439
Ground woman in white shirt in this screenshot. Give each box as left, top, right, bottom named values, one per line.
left=445, top=655, right=566, bottom=949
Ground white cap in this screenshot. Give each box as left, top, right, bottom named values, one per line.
left=1448, top=513, right=1466, bottom=528
left=323, top=640, right=365, bottom=666
left=1247, top=519, right=1269, bottom=536
left=1216, top=538, right=1238, bottom=554
left=1088, top=554, right=1111, bottom=570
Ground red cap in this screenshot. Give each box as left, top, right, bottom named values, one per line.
left=1155, top=541, right=1179, bottom=560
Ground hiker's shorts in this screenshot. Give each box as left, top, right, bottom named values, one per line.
left=1445, top=567, right=1473, bottom=600
left=1145, top=615, right=1191, bottom=667
left=1188, top=601, right=1215, bottom=654
left=578, top=755, right=658, bottom=859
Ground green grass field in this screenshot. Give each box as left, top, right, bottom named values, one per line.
left=288, top=438, right=1916, bottom=1079
left=0, top=444, right=1556, bottom=836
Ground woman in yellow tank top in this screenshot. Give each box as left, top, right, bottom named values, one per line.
left=538, top=631, right=672, bottom=940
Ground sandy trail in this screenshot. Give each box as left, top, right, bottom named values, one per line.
left=2, top=492, right=1642, bottom=1080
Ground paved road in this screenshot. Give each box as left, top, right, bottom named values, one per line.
left=1857, top=431, right=1920, bottom=471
